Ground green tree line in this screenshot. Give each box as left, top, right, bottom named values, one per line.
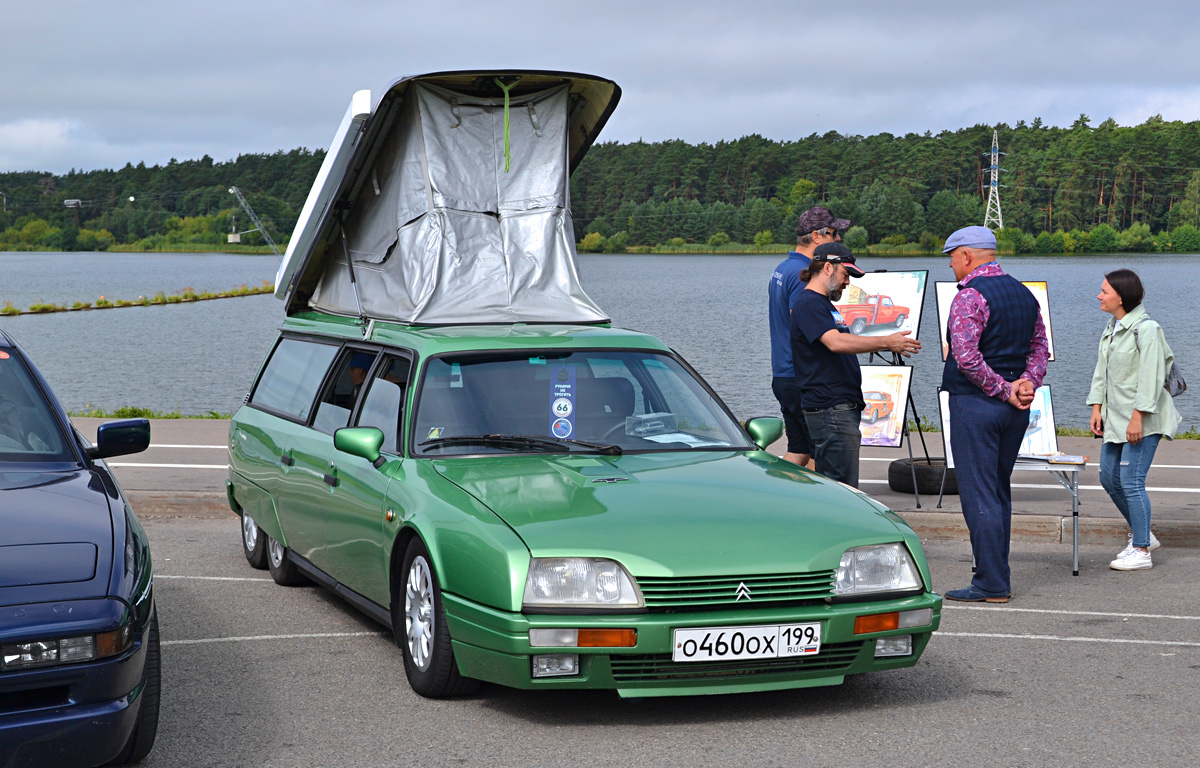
left=0, top=150, right=323, bottom=251
left=570, top=114, right=1200, bottom=252
left=8, top=115, right=1200, bottom=253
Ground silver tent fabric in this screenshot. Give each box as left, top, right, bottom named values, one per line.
left=309, top=82, right=608, bottom=325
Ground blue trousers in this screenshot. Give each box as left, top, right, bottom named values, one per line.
left=949, top=393, right=1030, bottom=596
left=1099, top=436, right=1161, bottom=548
left=803, top=403, right=862, bottom=488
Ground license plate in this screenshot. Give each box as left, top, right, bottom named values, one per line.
left=672, top=623, right=821, bottom=662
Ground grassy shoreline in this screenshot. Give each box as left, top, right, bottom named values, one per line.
left=2, top=282, right=274, bottom=316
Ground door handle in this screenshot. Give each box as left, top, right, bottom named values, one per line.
left=280, top=455, right=295, bottom=467
left=323, top=472, right=339, bottom=487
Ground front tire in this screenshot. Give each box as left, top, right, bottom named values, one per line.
left=850, top=318, right=867, bottom=335
left=107, top=612, right=160, bottom=765
left=893, top=314, right=906, bottom=327
left=241, top=514, right=268, bottom=570
left=395, top=538, right=478, bottom=698
left=267, top=536, right=309, bottom=586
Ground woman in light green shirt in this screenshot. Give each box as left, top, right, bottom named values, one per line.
left=1087, top=269, right=1180, bottom=571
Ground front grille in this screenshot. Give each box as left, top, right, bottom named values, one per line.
left=637, top=570, right=837, bottom=611
left=610, top=641, right=864, bottom=683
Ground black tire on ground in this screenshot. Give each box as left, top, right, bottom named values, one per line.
left=107, top=611, right=160, bottom=765
left=850, top=318, right=867, bottom=335
left=395, top=537, right=479, bottom=698
left=888, top=457, right=958, bottom=495
left=241, top=514, right=268, bottom=570
left=267, top=536, right=310, bottom=586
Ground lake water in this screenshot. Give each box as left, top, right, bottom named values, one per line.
left=2, top=251, right=1197, bottom=430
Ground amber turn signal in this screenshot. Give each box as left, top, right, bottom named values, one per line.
left=576, top=629, right=637, bottom=647
left=854, top=612, right=900, bottom=634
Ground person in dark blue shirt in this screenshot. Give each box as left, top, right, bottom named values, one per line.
left=791, top=243, right=921, bottom=486
left=768, top=207, right=849, bottom=467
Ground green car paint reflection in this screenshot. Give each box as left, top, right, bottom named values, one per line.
left=227, top=319, right=942, bottom=699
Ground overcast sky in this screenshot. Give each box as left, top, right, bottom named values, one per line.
left=4, top=0, right=1200, bottom=174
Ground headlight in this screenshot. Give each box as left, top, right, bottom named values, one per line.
left=523, top=558, right=644, bottom=610
left=1, top=625, right=132, bottom=671
left=834, top=544, right=923, bottom=596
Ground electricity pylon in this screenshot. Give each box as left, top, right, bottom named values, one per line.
left=983, top=130, right=1005, bottom=231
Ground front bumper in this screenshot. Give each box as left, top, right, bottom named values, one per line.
left=0, top=599, right=151, bottom=768
left=444, top=591, right=942, bottom=697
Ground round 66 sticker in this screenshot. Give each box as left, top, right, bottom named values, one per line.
left=552, top=397, right=573, bottom=418
left=551, top=418, right=573, bottom=438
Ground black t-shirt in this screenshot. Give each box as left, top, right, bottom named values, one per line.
left=790, top=289, right=865, bottom=410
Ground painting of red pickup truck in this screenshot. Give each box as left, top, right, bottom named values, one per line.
left=840, top=294, right=909, bottom=335
left=834, top=270, right=928, bottom=340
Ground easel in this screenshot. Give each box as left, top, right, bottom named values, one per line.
left=867, top=348, right=931, bottom=508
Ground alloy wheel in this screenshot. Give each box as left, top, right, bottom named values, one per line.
left=405, top=556, right=435, bottom=671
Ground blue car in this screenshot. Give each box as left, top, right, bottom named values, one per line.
left=0, top=330, right=159, bottom=767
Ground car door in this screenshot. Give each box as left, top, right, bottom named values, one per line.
left=232, top=335, right=339, bottom=548
left=323, top=353, right=413, bottom=606
left=277, top=347, right=379, bottom=571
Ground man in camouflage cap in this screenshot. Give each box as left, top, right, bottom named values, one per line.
left=767, top=207, right=851, bottom=467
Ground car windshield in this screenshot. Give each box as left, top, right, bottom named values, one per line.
left=0, top=351, right=73, bottom=464
left=412, top=349, right=753, bottom=456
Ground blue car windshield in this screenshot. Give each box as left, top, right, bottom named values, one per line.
left=0, top=352, right=73, bottom=464
left=413, top=349, right=753, bottom=456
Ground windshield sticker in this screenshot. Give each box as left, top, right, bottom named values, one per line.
left=426, top=427, right=443, bottom=440
left=0, top=351, right=8, bottom=360
left=549, top=365, right=576, bottom=438
left=528, top=356, right=547, bottom=365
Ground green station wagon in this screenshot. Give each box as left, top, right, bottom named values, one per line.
left=225, top=70, right=941, bottom=698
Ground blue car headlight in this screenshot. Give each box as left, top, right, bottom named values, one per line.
left=834, top=544, right=923, bottom=596
left=1, top=625, right=132, bottom=672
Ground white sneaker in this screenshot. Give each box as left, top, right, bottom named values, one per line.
left=1118, top=532, right=1161, bottom=558
left=1110, top=548, right=1153, bottom=571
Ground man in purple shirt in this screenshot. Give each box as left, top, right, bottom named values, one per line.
left=942, top=226, right=1049, bottom=604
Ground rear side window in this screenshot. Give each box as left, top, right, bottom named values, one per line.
left=250, top=337, right=339, bottom=422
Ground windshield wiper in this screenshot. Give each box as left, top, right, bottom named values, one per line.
left=418, top=433, right=621, bottom=455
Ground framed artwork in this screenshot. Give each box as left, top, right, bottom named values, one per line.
left=935, top=280, right=1055, bottom=361
left=859, top=365, right=913, bottom=448
left=938, top=384, right=1056, bottom=468
left=834, top=271, right=928, bottom=340
left=1021, top=281, right=1056, bottom=362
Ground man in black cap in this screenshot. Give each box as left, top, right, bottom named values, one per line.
left=790, top=243, right=921, bottom=486
left=768, top=207, right=849, bottom=467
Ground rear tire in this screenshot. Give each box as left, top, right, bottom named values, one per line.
left=241, top=514, right=268, bottom=570
left=395, top=538, right=478, bottom=698
left=107, top=611, right=160, bottom=765
left=267, top=536, right=310, bottom=586
left=850, top=318, right=867, bottom=335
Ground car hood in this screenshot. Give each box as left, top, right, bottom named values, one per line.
left=0, top=469, right=114, bottom=601
left=431, top=452, right=911, bottom=577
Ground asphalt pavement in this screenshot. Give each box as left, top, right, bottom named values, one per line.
left=137, top=515, right=1199, bottom=767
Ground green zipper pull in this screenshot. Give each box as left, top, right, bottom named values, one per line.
left=494, top=77, right=520, bottom=173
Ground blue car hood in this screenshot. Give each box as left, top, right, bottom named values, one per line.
left=0, top=469, right=115, bottom=602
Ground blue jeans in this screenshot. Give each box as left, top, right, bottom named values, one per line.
left=1099, top=436, right=1161, bottom=548
left=949, top=393, right=1029, bottom=597
left=803, top=403, right=862, bottom=487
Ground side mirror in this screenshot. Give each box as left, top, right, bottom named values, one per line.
left=334, top=426, right=387, bottom=468
left=744, top=417, right=783, bottom=451
left=88, top=418, right=151, bottom=460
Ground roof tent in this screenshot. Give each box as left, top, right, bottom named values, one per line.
left=275, top=70, right=621, bottom=325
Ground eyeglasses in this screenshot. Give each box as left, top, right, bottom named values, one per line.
left=815, top=228, right=839, bottom=237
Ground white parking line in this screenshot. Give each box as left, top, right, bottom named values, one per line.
left=858, top=478, right=1200, bottom=493
left=860, top=457, right=1200, bottom=471
left=149, top=444, right=228, bottom=449
left=163, top=631, right=387, bottom=647
left=156, top=575, right=272, bottom=582
left=938, top=632, right=1200, bottom=649
left=109, top=462, right=227, bottom=469
left=944, top=605, right=1200, bottom=621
